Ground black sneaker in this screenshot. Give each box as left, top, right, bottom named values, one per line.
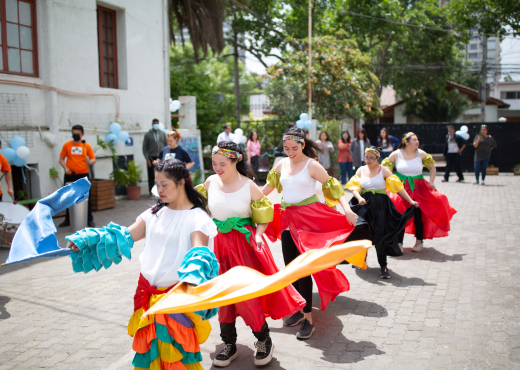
left=381, top=267, right=391, bottom=279
left=254, top=337, right=274, bottom=366
left=456, top=179, right=464, bottom=183
left=58, top=220, right=70, bottom=228
left=441, top=179, right=448, bottom=182
left=88, top=221, right=96, bottom=228
left=213, top=344, right=238, bottom=367
left=284, top=311, right=304, bottom=327
left=296, top=319, right=315, bottom=339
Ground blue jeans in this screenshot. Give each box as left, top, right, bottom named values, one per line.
left=474, top=157, right=490, bottom=182
left=379, top=151, right=392, bottom=162
left=339, top=162, right=354, bottom=185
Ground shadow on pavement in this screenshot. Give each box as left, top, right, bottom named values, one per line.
left=355, top=266, right=437, bottom=287
left=0, top=296, right=10, bottom=319
left=396, top=247, right=465, bottom=263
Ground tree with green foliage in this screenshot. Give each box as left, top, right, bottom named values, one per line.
left=404, top=89, right=473, bottom=122
left=265, top=31, right=382, bottom=121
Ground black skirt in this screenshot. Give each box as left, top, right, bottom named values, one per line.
left=350, top=192, right=416, bottom=257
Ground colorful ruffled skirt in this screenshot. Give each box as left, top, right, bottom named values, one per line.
left=388, top=178, right=457, bottom=239
left=265, top=202, right=357, bottom=311
left=350, top=192, right=416, bottom=256
left=214, top=224, right=306, bottom=332
left=128, top=274, right=210, bottom=370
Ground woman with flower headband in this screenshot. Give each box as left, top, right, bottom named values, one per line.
left=262, top=127, right=362, bottom=340
left=346, top=147, right=418, bottom=279
left=382, top=132, right=457, bottom=252
left=195, top=140, right=305, bottom=367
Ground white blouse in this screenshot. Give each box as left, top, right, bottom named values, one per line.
left=137, top=207, right=217, bottom=288
left=208, top=178, right=253, bottom=221
left=280, top=158, right=316, bottom=204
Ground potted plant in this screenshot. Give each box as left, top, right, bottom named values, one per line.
left=110, top=160, right=143, bottom=200
left=514, top=164, right=520, bottom=176
left=486, top=164, right=499, bottom=176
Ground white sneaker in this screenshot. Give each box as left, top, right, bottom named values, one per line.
left=398, top=243, right=403, bottom=253
left=481, top=181, right=485, bottom=186
left=411, top=240, right=424, bottom=252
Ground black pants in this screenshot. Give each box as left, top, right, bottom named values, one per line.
left=281, top=231, right=313, bottom=313
left=147, top=156, right=159, bottom=194
left=398, top=207, right=423, bottom=243
left=220, top=321, right=269, bottom=345
left=63, top=173, right=93, bottom=222
left=444, top=153, right=464, bottom=181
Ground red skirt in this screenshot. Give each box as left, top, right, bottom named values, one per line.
left=265, top=202, right=355, bottom=311
left=213, top=224, right=306, bottom=332
left=388, top=178, right=457, bottom=239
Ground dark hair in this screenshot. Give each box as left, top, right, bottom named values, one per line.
left=447, top=125, right=455, bottom=129
left=151, top=159, right=208, bottom=215
left=215, top=141, right=256, bottom=180
left=248, top=130, right=258, bottom=141
left=398, top=133, right=417, bottom=149
left=152, top=118, right=159, bottom=124
left=283, top=127, right=323, bottom=160
left=318, top=131, right=330, bottom=142
left=341, top=131, right=351, bottom=144
left=303, top=129, right=309, bottom=136
left=357, top=128, right=368, bottom=142
left=378, top=128, right=390, bottom=148
left=223, top=124, right=231, bottom=130
left=72, top=125, right=84, bottom=134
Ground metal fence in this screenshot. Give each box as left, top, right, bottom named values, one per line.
left=236, top=119, right=291, bottom=158
left=363, top=122, right=520, bottom=172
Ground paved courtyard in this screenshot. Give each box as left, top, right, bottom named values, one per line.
left=1, top=174, right=520, bottom=369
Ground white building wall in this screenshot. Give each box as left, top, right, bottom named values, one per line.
left=0, top=0, right=170, bottom=198
left=394, top=104, right=407, bottom=124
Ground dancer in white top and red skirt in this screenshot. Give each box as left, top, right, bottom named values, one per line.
left=262, top=128, right=363, bottom=340
left=196, top=141, right=305, bottom=367
left=382, top=132, right=457, bottom=252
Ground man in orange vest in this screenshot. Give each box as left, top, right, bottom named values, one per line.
left=58, top=125, right=96, bottom=227
left=0, top=140, right=14, bottom=202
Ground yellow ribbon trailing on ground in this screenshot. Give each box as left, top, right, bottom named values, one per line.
left=143, top=240, right=372, bottom=317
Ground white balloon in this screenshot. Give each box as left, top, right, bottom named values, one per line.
left=234, top=128, right=243, bottom=137
left=158, top=122, right=165, bottom=130
left=16, top=146, right=30, bottom=159
left=240, top=136, right=247, bottom=144
left=233, top=135, right=241, bottom=144
left=462, top=132, right=470, bottom=140
left=455, top=130, right=462, bottom=136
left=170, top=100, right=181, bottom=112
left=460, top=125, right=468, bottom=133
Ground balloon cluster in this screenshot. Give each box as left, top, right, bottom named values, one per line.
left=455, top=125, right=470, bottom=141
left=296, top=113, right=313, bottom=130
left=106, top=122, right=130, bottom=144
left=232, top=128, right=247, bottom=145
left=170, top=99, right=181, bottom=112
left=0, top=137, right=31, bottom=167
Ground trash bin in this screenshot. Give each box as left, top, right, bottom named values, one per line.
left=67, top=183, right=89, bottom=231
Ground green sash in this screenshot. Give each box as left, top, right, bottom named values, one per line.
left=396, top=172, right=424, bottom=191
left=280, top=194, right=320, bottom=209
left=360, top=189, right=387, bottom=196
left=213, top=217, right=255, bottom=244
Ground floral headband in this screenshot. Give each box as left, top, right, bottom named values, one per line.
left=402, top=132, right=415, bottom=143
left=365, top=148, right=380, bottom=158
left=212, top=146, right=243, bottom=161
left=283, top=134, right=305, bottom=143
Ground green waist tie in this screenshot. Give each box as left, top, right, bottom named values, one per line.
left=213, top=217, right=255, bottom=244
left=281, top=194, right=320, bottom=209
left=396, top=172, right=424, bottom=191
left=360, top=189, right=388, bottom=196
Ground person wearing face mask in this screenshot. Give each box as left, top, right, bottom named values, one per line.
left=58, top=125, right=96, bottom=227
left=143, top=119, right=167, bottom=196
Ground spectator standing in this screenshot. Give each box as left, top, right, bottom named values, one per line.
left=142, top=119, right=167, bottom=196
left=337, top=131, right=353, bottom=185
left=315, top=131, right=335, bottom=175
left=377, top=128, right=399, bottom=161
left=351, top=128, right=371, bottom=170
left=154, top=130, right=194, bottom=169
left=0, top=141, right=14, bottom=201
left=246, top=130, right=261, bottom=175
left=473, top=124, right=497, bottom=186
left=217, top=124, right=234, bottom=143
left=58, top=125, right=96, bottom=227
left=442, top=125, right=466, bottom=183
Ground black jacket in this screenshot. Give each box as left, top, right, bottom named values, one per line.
left=443, top=133, right=467, bottom=156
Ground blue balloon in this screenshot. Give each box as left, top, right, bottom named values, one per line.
left=299, top=113, right=309, bottom=122
left=118, top=131, right=129, bottom=142
left=10, top=136, right=26, bottom=150
left=110, top=122, right=122, bottom=134
left=12, top=156, right=27, bottom=167
left=162, top=129, right=169, bottom=134
left=106, top=133, right=118, bottom=144
left=304, top=120, right=313, bottom=129
left=0, top=148, right=16, bottom=163
left=296, top=120, right=304, bottom=129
